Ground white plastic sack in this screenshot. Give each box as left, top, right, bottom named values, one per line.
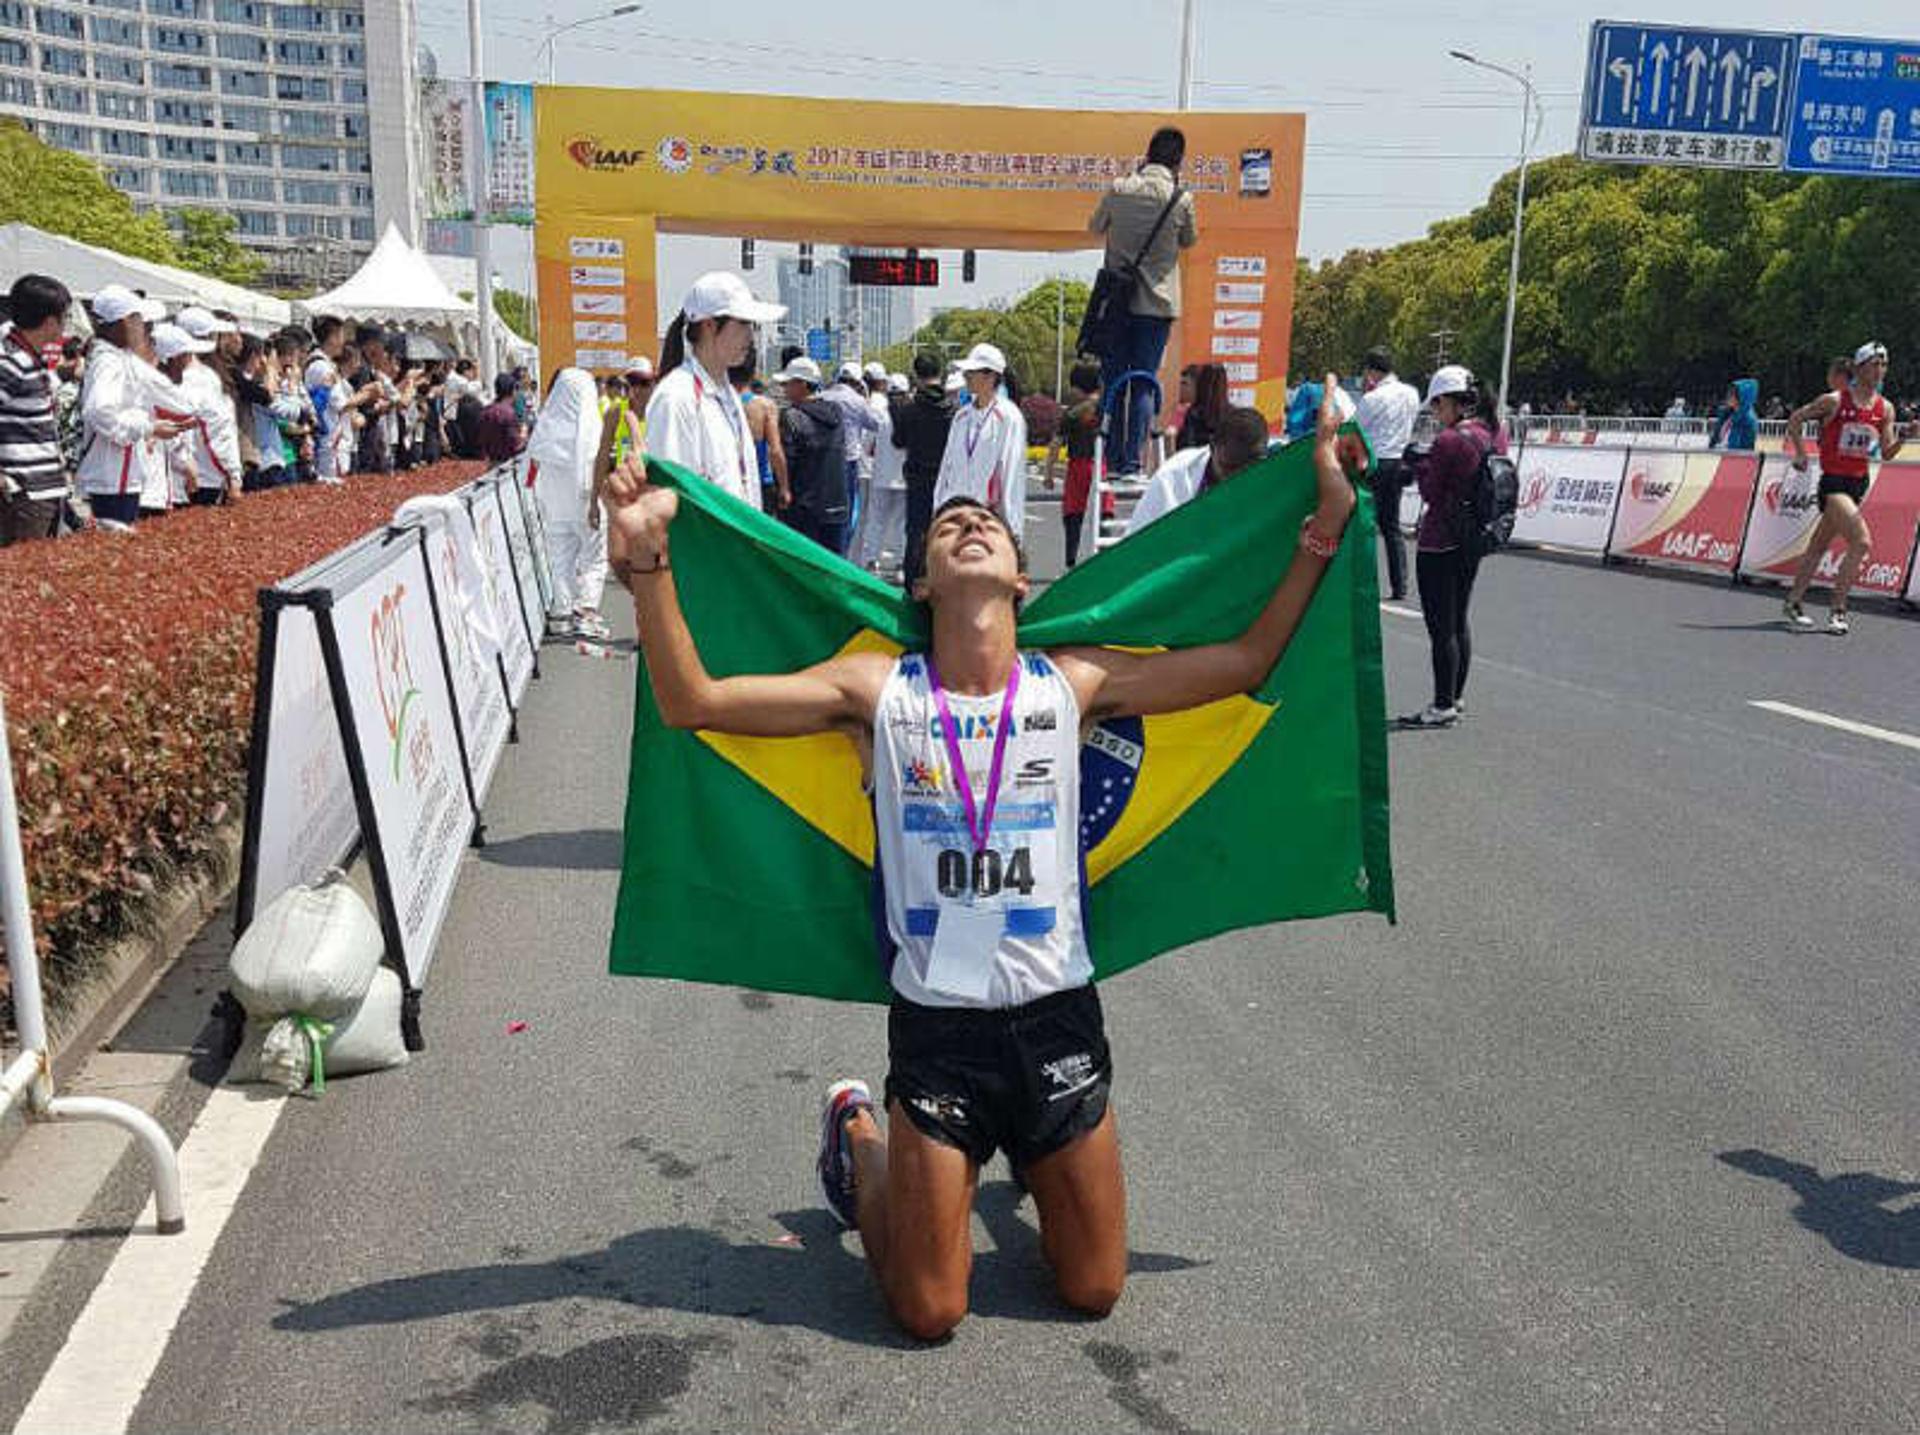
left=228, top=967, right=410, bottom=1092
left=228, top=873, right=382, bottom=1020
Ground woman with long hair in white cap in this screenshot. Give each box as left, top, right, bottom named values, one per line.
left=643, top=272, right=786, bottom=511
left=932, top=342, right=1028, bottom=538
left=76, top=285, right=191, bottom=526
left=525, top=367, right=606, bottom=638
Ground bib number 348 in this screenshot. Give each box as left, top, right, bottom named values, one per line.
left=936, top=846, right=1036, bottom=899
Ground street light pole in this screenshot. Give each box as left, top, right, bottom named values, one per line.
left=1055, top=277, right=1065, bottom=401
left=1177, top=0, right=1196, bottom=108
left=1450, top=50, right=1542, bottom=426
left=535, top=4, right=643, bottom=84
left=466, top=0, right=495, bottom=388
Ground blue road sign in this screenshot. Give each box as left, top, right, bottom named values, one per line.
left=806, top=327, right=833, bottom=364
left=1580, top=21, right=1794, bottom=169
left=1784, top=33, right=1920, bottom=178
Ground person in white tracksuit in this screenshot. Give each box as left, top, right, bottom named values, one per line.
left=855, top=370, right=909, bottom=571
left=75, top=286, right=191, bottom=526
left=525, top=367, right=606, bottom=639
left=160, top=322, right=242, bottom=505
left=932, top=342, right=1028, bottom=539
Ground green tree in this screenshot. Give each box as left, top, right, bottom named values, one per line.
left=174, top=209, right=265, bottom=285
left=492, top=286, right=535, bottom=341
left=878, top=277, right=1092, bottom=399
left=0, top=119, right=178, bottom=263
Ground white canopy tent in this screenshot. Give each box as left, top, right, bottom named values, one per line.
left=296, top=223, right=536, bottom=374
left=0, top=221, right=292, bottom=331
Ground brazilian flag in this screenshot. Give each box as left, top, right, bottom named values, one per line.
left=611, top=441, right=1394, bottom=1003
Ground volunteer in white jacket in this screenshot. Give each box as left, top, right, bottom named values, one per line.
left=1125, top=406, right=1273, bottom=536
left=932, top=342, right=1028, bottom=537
left=76, top=285, right=189, bottom=525
left=171, top=309, right=243, bottom=504
left=526, top=367, right=606, bottom=638
left=644, top=272, right=786, bottom=510
left=855, top=370, right=909, bottom=570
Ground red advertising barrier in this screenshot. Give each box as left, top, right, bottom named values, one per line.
left=1737, top=456, right=1920, bottom=597
left=1607, top=450, right=1757, bottom=573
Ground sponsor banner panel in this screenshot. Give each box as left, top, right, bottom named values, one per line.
left=1510, top=446, right=1628, bottom=552
left=1610, top=450, right=1756, bottom=572
left=1738, top=457, right=1920, bottom=595
left=468, top=477, right=537, bottom=701
left=329, top=539, right=473, bottom=986
left=421, top=504, right=512, bottom=803
left=249, top=604, right=359, bottom=920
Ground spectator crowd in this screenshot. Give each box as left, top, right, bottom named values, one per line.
left=0, top=271, right=511, bottom=544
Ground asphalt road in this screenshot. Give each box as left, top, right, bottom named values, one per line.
left=12, top=514, right=1920, bottom=1434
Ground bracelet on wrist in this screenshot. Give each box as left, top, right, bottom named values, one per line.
left=1299, top=517, right=1341, bottom=560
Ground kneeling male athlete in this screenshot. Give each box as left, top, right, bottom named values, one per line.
left=604, top=378, right=1357, bottom=1340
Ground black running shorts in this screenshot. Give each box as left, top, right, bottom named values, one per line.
left=1818, top=474, right=1869, bottom=508
left=885, top=984, right=1111, bottom=1171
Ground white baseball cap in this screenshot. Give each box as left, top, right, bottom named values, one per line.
left=176, top=305, right=238, bottom=338
left=151, top=323, right=212, bottom=362
left=90, top=284, right=166, bottom=325
left=863, top=361, right=888, bottom=382
left=774, top=355, right=823, bottom=386
left=680, top=271, right=786, bottom=325
left=943, top=372, right=965, bottom=393
left=625, top=355, right=654, bottom=379
left=886, top=372, right=909, bottom=394
left=960, top=342, right=1007, bottom=375
left=1853, top=340, right=1889, bottom=366
left=1426, top=364, right=1474, bottom=402
left=835, top=361, right=863, bottom=383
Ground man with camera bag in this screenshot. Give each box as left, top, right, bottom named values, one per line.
left=1085, top=127, right=1198, bottom=479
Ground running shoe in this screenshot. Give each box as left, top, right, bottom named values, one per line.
left=1399, top=705, right=1459, bottom=728
left=1827, top=611, right=1850, bottom=636
left=1782, top=600, right=1814, bottom=629
left=818, top=1079, right=873, bottom=1229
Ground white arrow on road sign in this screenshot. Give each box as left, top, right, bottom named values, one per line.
left=1609, top=56, right=1634, bottom=120
left=1746, top=66, right=1776, bottom=124
left=1718, top=47, right=1744, bottom=122
left=1682, top=45, right=1709, bottom=117
left=1648, top=41, right=1670, bottom=113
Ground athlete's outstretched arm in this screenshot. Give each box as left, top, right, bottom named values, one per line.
left=604, top=457, right=889, bottom=736
left=1056, top=376, right=1359, bottom=721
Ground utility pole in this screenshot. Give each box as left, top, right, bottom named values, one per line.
left=1055, top=277, right=1066, bottom=401
left=466, top=0, right=495, bottom=387
left=1177, top=0, right=1195, bottom=108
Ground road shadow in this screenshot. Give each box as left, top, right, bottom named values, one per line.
left=474, top=828, right=624, bottom=872
left=272, top=1182, right=1207, bottom=1348
left=1719, top=1148, right=1920, bottom=1270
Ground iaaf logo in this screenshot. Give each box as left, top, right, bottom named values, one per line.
left=370, top=583, right=421, bottom=782
left=565, top=136, right=646, bottom=171
left=1761, top=480, right=1818, bottom=516
left=1517, top=473, right=1550, bottom=516
left=1627, top=469, right=1676, bottom=503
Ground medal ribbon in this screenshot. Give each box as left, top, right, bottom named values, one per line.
left=926, top=656, right=1020, bottom=857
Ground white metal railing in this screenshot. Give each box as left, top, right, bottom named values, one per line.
left=1, top=685, right=185, bottom=1234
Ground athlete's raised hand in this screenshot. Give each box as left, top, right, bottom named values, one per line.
left=604, top=453, right=679, bottom=559
left=1311, top=372, right=1358, bottom=538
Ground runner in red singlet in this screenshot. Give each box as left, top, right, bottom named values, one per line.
left=1781, top=342, right=1903, bottom=634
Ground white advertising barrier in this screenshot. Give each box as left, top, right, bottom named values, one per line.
left=327, top=529, right=475, bottom=992
left=396, top=495, right=513, bottom=810
left=237, top=598, right=361, bottom=932
left=1509, top=445, right=1629, bottom=553
left=467, top=474, right=538, bottom=700
left=496, top=466, right=553, bottom=641
left=1736, top=454, right=1823, bottom=583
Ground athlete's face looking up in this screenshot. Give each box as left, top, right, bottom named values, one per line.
left=917, top=502, right=1028, bottom=607
left=1856, top=357, right=1887, bottom=392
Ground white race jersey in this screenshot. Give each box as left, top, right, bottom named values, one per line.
left=871, top=651, right=1092, bottom=1009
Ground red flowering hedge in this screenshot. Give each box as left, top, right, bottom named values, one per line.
left=1, top=461, right=488, bottom=1016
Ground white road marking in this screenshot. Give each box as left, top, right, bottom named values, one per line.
left=1748, top=701, right=1920, bottom=753
left=1380, top=603, right=1423, bottom=620
left=12, top=1086, right=287, bottom=1435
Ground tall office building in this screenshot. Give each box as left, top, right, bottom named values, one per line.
left=774, top=247, right=918, bottom=364
left=0, top=0, right=423, bottom=289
